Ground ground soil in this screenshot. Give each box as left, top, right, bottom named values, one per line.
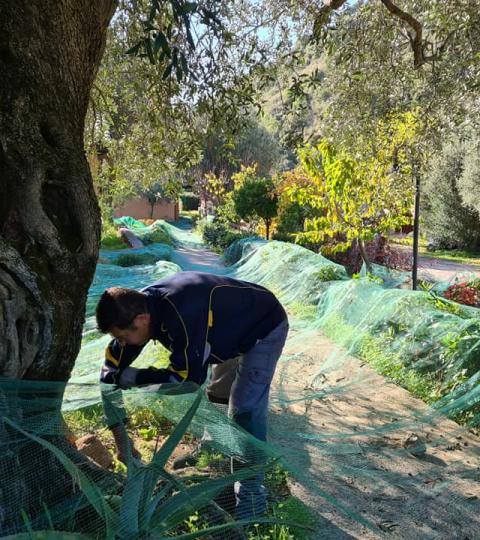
left=270, top=329, right=480, bottom=539
left=176, top=244, right=480, bottom=539
left=81, top=238, right=480, bottom=540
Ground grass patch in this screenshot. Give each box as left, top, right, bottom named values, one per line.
left=100, top=232, right=128, bottom=251
left=247, top=497, right=317, bottom=540
left=322, top=317, right=438, bottom=404
left=358, top=333, right=437, bottom=403
left=64, top=404, right=106, bottom=434
left=419, top=248, right=480, bottom=266
left=390, top=236, right=428, bottom=248
left=101, top=220, right=128, bottom=251
left=287, top=303, right=317, bottom=321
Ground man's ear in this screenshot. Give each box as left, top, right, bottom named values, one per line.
left=135, top=312, right=150, bottom=325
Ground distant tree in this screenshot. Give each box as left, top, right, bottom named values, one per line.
left=423, top=139, right=480, bottom=250
left=291, top=113, right=419, bottom=270
left=233, top=167, right=278, bottom=239
left=140, top=180, right=182, bottom=219
left=192, top=171, right=230, bottom=216
left=274, top=167, right=322, bottom=236
left=458, top=137, right=480, bottom=217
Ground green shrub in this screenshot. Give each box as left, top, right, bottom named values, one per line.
left=314, top=265, right=344, bottom=282
left=180, top=210, right=200, bottom=226
left=133, top=223, right=173, bottom=245
left=101, top=234, right=128, bottom=251
left=101, top=220, right=127, bottom=250
left=145, top=229, right=173, bottom=245
left=202, top=221, right=247, bottom=250
left=271, top=231, right=296, bottom=243
left=113, top=253, right=161, bottom=267
left=275, top=201, right=306, bottom=235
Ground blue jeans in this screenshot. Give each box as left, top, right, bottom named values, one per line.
left=227, top=319, right=289, bottom=519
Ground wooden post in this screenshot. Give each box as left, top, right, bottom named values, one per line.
left=412, top=169, right=421, bottom=290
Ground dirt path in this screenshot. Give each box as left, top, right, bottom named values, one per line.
left=158, top=230, right=480, bottom=538
left=171, top=245, right=225, bottom=273
left=270, top=329, right=480, bottom=539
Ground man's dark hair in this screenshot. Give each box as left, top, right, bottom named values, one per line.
left=96, top=287, right=149, bottom=333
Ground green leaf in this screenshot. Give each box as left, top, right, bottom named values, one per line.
left=150, top=391, right=202, bottom=470
left=125, top=42, right=141, bottom=56
left=153, top=32, right=170, bottom=56
left=4, top=417, right=118, bottom=539
left=145, top=37, right=155, bottom=64
left=162, top=62, right=173, bottom=80
left=137, top=391, right=203, bottom=529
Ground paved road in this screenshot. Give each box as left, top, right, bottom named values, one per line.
left=395, top=243, right=480, bottom=283
left=417, top=255, right=480, bottom=283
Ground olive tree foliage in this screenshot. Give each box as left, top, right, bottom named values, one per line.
left=190, top=116, right=285, bottom=184
left=423, top=138, right=480, bottom=250
left=246, top=0, right=480, bottom=150
left=316, top=1, right=480, bottom=146
left=85, top=1, right=214, bottom=218
left=86, top=0, right=280, bottom=220
left=458, top=135, right=480, bottom=216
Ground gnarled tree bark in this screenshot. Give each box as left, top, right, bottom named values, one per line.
left=0, top=0, right=117, bottom=533
left=0, top=0, right=116, bottom=380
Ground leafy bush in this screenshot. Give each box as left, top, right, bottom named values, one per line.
left=444, top=280, right=480, bottom=307
left=180, top=210, right=200, bottom=226
left=233, top=172, right=278, bottom=239
left=113, top=253, right=162, bottom=267
left=458, top=135, right=480, bottom=215
left=275, top=201, right=306, bottom=235
left=202, top=222, right=248, bottom=250
left=145, top=229, right=173, bottom=245
left=314, top=265, right=344, bottom=282
left=101, top=220, right=128, bottom=250
left=134, top=223, right=173, bottom=245
left=271, top=231, right=296, bottom=243
left=101, top=234, right=128, bottom=251
left=180, top=192, right=200, bottom=211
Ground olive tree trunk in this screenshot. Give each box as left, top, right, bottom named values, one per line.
left=0, top=0, right=116, bottom=381
left=0, top=2, right=117, bottom=532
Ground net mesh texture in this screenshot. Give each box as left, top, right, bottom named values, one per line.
left=1, top=217, right=479, bottom=539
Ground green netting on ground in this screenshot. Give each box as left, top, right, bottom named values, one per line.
left=114, top=216, right=147, bottom=229
left=2, top=219, right=480, bottom=539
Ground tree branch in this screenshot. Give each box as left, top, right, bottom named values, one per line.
left=379, top=0, right=454, bottom=68
left=313, top=0, right=349, bottom=40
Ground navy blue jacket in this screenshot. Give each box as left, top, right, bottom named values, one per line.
left=100, top=272, right=287, bottom=389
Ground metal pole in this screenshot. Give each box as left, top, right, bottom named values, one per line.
left=412, top=169, right=420, bottom=290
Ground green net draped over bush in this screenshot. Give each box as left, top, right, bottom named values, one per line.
left=2, top=218, right=480, bottom=538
